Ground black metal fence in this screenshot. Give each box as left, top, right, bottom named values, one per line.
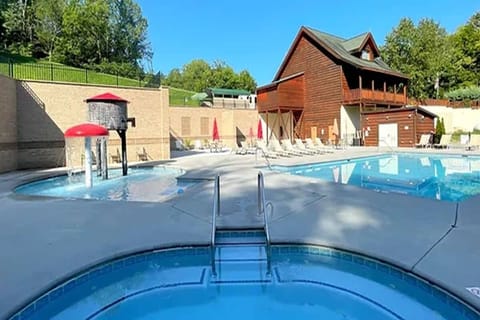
left=0, top=59, right=160, bottom=88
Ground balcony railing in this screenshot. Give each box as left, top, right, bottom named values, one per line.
left=343, top=88, right=406, bottom=104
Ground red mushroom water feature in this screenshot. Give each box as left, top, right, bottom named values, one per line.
left=64, top=123, right=109, bottom=188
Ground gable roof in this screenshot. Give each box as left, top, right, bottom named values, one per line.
left=274, top=26, right=408, bottom=81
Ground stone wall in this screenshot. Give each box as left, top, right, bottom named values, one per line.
left=169, top=107, right=258, bottom=149
left=0, top=75, right=17, bottom=173
left=16, top=81, right=170, bottom=168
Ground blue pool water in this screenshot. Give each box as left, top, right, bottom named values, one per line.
left=272, top=153, right=480, bottom=202
left=9, top=234, right=479, bottom=320
left=15, top=167, right=198, bottom=202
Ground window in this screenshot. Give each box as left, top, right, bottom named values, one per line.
left=200, top=117, right=209, bottom=135
left=181, top=117, right=191, bottom=136
left=361, top=50, right=370, bottom=60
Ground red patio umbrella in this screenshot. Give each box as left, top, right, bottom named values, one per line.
left=257, top=119, right=263, bottom=140
left=212, top=118, right=220, bottom=141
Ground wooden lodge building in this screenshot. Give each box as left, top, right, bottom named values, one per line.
left=256, top=26, right=436, bottom=147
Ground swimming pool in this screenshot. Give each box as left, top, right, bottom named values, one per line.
left=8, top=231, right=479, bottom=320
left=15, top=166, right=199, bottom=202
left=272, top=153, right=480, bottom=202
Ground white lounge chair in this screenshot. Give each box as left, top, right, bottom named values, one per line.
left=313, top=138, right=334, bottom=153
left=281, top=139, right=314, bottom=155
left=256, top=140, right=279, bottom=158
left=433, top=134, right=451, bottom=149
left=269, top=140, right=295, bottom=157
left=415, top=134, right=431, bottom=148
left=240, top=141, right=256, bottom=154
left=295, top=139, right=322, bottom=154
left=467, top=134, right=480, bottom=151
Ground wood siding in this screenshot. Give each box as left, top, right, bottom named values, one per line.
left=257, top=75, right=304, bottom=112
left=278, top=34, right=343, bottom=141
left=363, top=109, right=434, bottom=147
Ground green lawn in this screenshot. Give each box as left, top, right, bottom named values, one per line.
left=0, top=52, right=201, bottom=107
left=168, top=87, right=201, bottom=107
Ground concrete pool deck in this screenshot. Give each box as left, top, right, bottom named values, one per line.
left=1, top=146, right=480, bottom=319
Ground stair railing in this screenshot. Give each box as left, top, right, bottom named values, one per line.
left=210, top=174, right=220, bottom=277
left=258, top=171, right=273, bottom=274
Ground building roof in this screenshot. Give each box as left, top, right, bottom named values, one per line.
left=362, top=106, right=437, bottom=119
left=206, top=88, right=251, bottom=97
left=274, top=27, right=408, bottom=81
left=257, top=72, right=304, bottom=91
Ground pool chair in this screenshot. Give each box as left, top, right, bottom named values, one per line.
left=268, top=140, right=295, bottom=157
left=240, top=141, right=256, bottom=154
left=295, top=139, right=322, bottom=154
left=313, top=138, right=334, bottom=153
left=415, top=134, right=431, bottom=148
left=433, top=134, right=452, bottom=149
left=280, top=139, right=310, bottom=156
left=256, top=140, right=278, bottom=158
left=466, top=134, right=480, bottom=151
left=282, top=139, right=315, bottom=155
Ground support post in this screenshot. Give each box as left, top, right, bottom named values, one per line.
left=84, top=137, right=93, bottom=188
left=118, top=130, right=128, bottom=176
left=96, top=139, right=102, bottom=177
left=101, top=138, right=108, bottom=179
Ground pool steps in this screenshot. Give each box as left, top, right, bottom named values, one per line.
left=211, top=229, right=271, bottom=283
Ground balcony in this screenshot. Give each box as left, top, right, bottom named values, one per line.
left=343, top=88, right=406, bottom=105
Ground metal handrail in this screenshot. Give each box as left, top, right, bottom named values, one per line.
left=378, top=138, right=396, bottom=154
left=258, top=171, right=273, bottom=274
left=255, top=147, right=272, bottom=169
left=211, top=175, right=220, bottom=277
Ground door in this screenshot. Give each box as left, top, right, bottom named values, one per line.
left=378, top=123, right=398, bottom=147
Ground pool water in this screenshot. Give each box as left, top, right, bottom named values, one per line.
left=272, top=153, right=480, bottom=202
left=15, top=167, right=198, bottom=202
left=9, top=231, right=480, bottom=320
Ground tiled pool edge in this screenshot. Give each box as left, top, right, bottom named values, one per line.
left=8, top=244, right=480, bottom=320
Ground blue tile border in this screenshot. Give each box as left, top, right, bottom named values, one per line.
left=8, top=244, right=480, bottom=320
left=273, top=245, right=480, bottom=320
left=8, top=246, right=210, bottom=320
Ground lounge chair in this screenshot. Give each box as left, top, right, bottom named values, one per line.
left=240, top=141, right=256, bottom=154
left=467, top=134, right=480, bottom=151
left=433, top=134, right=451, bottom=149
left=256, top=140, right=279, bottom=158
left=136, top=147, right=149, bottom=161
left=281, top=139, right=315, bottom=155
left=415, top=134, right=431, bottom=148
left=268, top=140, right=295, bottom=157
left=313, top=138, right=334, bottom=153
left=295, top=139, right=322, bottom=154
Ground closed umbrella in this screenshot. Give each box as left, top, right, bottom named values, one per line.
left=332, top=118, right=339, bottom=144
left=257, top=119, right=263, bottom=140
left=212, top=118, right=220, bottom=141
left=248, top=127, right=254, bottom=144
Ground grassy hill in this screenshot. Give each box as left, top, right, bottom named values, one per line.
left=0, top=52, right=200, bottom=107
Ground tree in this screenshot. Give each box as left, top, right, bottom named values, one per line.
left=450, top=12, right=480, bottom=87
left=2, top=0, right=36, bottom=54
left=382, top=18, right=453, bottom=98
left=55, top=0, right=110, bottom=66
left=107, top=0, right=151, bottom=67
left=163, top=59, right=257, bottom=92
left=181, top=59, right=212, bottom=92
left=237, top=70, right=256, bottom=92
left=34, top=0, right=65, bottom=60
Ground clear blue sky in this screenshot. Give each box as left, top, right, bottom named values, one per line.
left=137, top=0, right=479, bottom=86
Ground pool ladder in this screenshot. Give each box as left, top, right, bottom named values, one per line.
left=210, top=172, right=273, bottom=279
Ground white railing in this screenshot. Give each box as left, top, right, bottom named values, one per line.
left=210, top=175, right=220, bottom=277
left=258, top=171, right=273, bottom=274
